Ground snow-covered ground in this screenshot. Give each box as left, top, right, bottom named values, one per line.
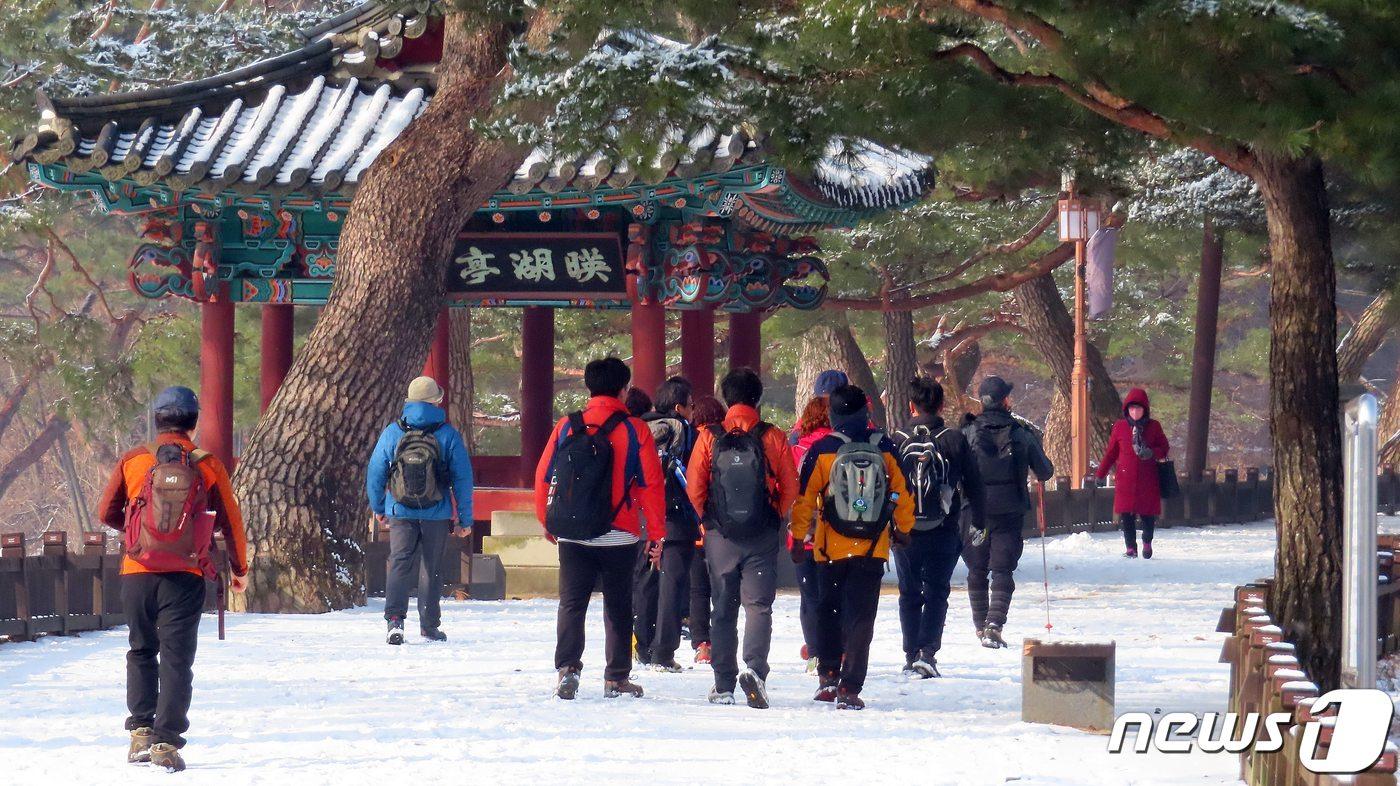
left=4, top=522, right=1278, bottom=785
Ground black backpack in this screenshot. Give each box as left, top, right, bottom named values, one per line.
left=545, top=412, right=629, bottom=540
left=972, top=422, right=1021, bottom=491
left=897, top=425, right=955, bottom=524
left=705, top=422, right=778, bottom=540
left=388, top=420, right=446, bottom=510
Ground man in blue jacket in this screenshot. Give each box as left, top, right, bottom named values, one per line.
left=366, top=376, right=474, bottom=645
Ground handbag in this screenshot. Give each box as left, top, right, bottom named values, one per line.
left=1157, top=460, right=1180, bottom=500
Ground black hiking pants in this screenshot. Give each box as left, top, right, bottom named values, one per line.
left=632, top=547, right=660, bottom=660
left=795, top=554, right=822, bottom=654
left=556, top=541, right=641, bottom=681
left=962, top=513, right=1026, bottom=629
left=123, top=571, right=206, bottom=749
left=1121, top=514, right=1156, bottom=550
left=814, top=556, right=885, bottom=694
left=689, top=544, right=711, bottom=647
left=892, top=522, right=962, bottom=659
left=652, top=539, right=695, bottom=663
left=384, top=518, right=451, bottom=631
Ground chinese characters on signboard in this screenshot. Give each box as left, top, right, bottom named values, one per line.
left=448, top=233, right=626, bottom=298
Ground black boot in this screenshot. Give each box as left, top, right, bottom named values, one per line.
left=555, top=667, right=581, bottom=700
left=386, top=617, right=405, bottom=646
left=420, top=627, right=447, bottom=642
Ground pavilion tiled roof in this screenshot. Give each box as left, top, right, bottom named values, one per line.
left=10, top=2, right=932, bottom=215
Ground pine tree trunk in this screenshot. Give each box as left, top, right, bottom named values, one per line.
left=1186, top=218, right=1225, bottom=480
left=448, top=308, right=475, bottom=450
left=231, top=15, right=530, bottom=613
left=1014, top=273, right=1120, bottom=462
left=942, top=341, right=982, bottom=423
left=794, top=314, right=885, bottom=426
left=1043, top=388, right=1071, bottom=473
left=1336, top=291, right=1395, bottom=383
left=1256, top=153, right=1343, bottom=690
left=883, top=310, right=917, bottom=431
left=1380, top=357, right=1400, bottom=468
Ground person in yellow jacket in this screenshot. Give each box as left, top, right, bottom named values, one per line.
left=790, top=384, right=914, bottom=709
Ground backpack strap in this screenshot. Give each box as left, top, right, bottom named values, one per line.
left=867, top=431, right=884, bottom=447
left=829, top=431, right=852, bottom=445
left=189, top=449, right=212, bottom=465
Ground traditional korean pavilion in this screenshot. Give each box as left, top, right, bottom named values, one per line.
left=10, top=1, right=932, bottom=485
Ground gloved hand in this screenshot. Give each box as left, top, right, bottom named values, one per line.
left=968, top=526, right=988, bottom=548
left=891, top=528, right=912, bottom=547
left=790, top=540, right=809, bottom=564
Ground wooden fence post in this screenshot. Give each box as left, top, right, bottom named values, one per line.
left=1, top=533, right=29, bottom=641
left=41, top=531, right=68, bottom=635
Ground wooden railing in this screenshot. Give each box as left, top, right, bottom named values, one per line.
left=1220, top=576, right=1399, bottom=784
left=0, top=531, right=126, bottom=642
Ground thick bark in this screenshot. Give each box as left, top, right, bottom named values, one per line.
left=1186, top=218, right=1225, bottom=480
left=794, top=314, right=885, bottom=426
left=1258, top=153, right=1343, bottom=690
left=1336, top=290, right=1395, bottom=383
left=1380, top=356, right=1400, bottom=468
left=883, top=310, right=917, bottom=431
left=0, top=373, right=34, bottom=443
left=448, top=307, right=476, bottom=450
left=0, top=414, right=68, bottom=501
left=942, top=340, right=982, bottom=422
left=1014, top=272, right=1121, bottom=468
left=231, top=14, right=531, bottom=612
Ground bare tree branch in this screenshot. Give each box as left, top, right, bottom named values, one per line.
left=828, top=242, right=1074, bottom=310
left=0, top=415, right=69, bottom=502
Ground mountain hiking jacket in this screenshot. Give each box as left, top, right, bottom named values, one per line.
left=686, top=403, right=800, bottom=527
left=534, top=395, right=667, bottom=541
left=97, top=432, right=248, bottom=578
left=893, top=414, right=987, bottom=531
left=790, top=420, right=915, bottom=563
left=1096, top=387, right=1170, bottom=516
left=366, top=401, right=475, bottom=523
left=788, top=426, right=832, bottom=549
left=963, top=405, right=1055, bottom=517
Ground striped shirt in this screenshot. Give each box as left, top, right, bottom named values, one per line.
left=558, top=529, right=641, bottom=547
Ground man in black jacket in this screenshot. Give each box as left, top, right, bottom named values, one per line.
left=962, top=376, right=1054, bottom=649
left=892, top=377, right=985, bottom=677
left=635, top=376, right=698, bottom=671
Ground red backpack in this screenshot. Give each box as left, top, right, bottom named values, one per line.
left=123, top=443, right=216, bottom=576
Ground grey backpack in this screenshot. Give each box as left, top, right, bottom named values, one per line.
left=823, top=432, right=894, bottom=541
left=388, top=420, right=446, bottom=510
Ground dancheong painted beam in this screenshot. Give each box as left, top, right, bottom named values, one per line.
left=10, top=0, right=934, bottom=313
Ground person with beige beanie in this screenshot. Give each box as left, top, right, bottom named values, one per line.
left=366, top=375, right=474, bottom=645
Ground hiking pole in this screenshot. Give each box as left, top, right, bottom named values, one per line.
left=217, top=573, right=226, bottom=641
left=1036, top=480, right=1052, bottom=632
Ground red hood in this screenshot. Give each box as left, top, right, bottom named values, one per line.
left=796, top=426, right=832, bottom=451
left=1123, top=388, right=1150, bottom=417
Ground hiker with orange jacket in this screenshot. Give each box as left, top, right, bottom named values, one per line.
left=791, top=384, right=915, bottom=710
left=535, top=357, right=666, bottom=701
left=97, top=386, right=248, bottom=772
left=686, top=367, right=798, bottom=709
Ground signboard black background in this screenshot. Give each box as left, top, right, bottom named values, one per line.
left=447, top=232, right=626, bottom=296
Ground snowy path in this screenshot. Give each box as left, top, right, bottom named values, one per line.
left=4, top=522, right=1277, bottom=785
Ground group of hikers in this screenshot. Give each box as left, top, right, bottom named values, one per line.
left=97, top=358, right=1170, bottom=768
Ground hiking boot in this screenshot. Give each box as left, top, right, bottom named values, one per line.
left=604, top=678, right=644, bottom=698
left=708, top=687, right=736, bottom=705
left=420, top=627, right=447, bottom=642
left=651, top=658, right=683, bottom=673
left=836, top=688, right=865, bottom=711
left=150, top=743, right=186, bottom=772
left=1143, top=542, right=1153, bottom=559
left=902, top=655, right=917, bottom=677
left=980, top=623, right=1007, bottom=649
left=555, top=667, right=581, bottom=700
left=1125, top=547, right=1138, bottom=558
left=738, top=669, right=769, bottom=709
left=694, top=642, right=711, bottom=665
left=813, top=673, right=839, bottom=703
left=386, top=617, right=405, bottom=646
left=912, top=654, right=941, bottom=679
left=127, top=727, right=155, bottom=763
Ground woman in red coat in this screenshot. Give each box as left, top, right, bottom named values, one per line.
left=1096, top=388, right=1170, bottom=559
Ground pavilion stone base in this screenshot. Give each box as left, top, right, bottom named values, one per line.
left=482, top=511, right=561, bottom=597
left=1021, top=639, right=1116, bottom=733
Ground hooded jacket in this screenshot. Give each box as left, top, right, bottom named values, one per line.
left=1096, top=388, right=1170, bottom=516
left=964, top=404, right=1055, bottom=517
left=791, top=414, right=915, bottom=562
left=534, top=395, right=667, bottom=541
left=366, top=401, right=475, bottom=523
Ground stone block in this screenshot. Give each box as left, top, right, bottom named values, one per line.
left=1022, top=639, right=1115, bottom=733
left=490, top=510, right=542, bottom=538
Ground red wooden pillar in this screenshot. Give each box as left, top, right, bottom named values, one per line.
left=259, top=304, right=294, bottom=413
left=199, top=300, right=235, bottom=468
left=728, top=310, right=762, bottom=374
left=519, top=306, right=555, bottom=486
left=631, top=300, right=667, bottom=396
left=680, top=308, right=715, bottom=398
left=422, top=307, right=451, bottom=414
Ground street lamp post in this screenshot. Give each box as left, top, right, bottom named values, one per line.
left=1058, top=189, right=1101, bottom=489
